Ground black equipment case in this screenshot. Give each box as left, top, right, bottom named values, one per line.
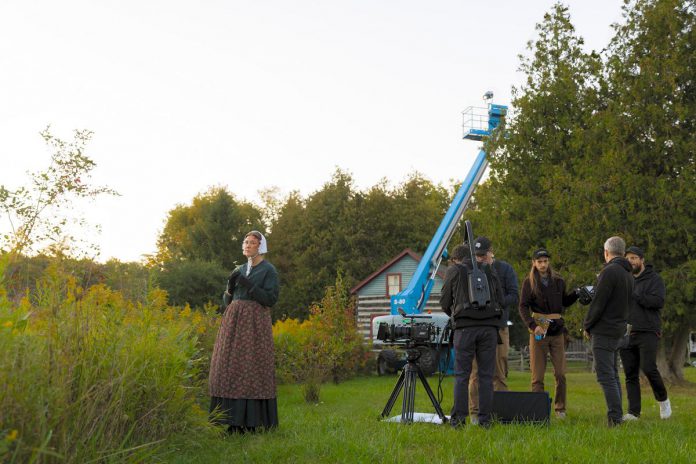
left=491, top=391, right=551, bottom=424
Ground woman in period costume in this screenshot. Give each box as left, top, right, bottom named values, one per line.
left=209, top=230, right=279, bottom=432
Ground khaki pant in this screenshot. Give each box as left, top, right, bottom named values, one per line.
left=469, top=327, right=509, bottom=416
left=529, top=333, right=566, bottom=413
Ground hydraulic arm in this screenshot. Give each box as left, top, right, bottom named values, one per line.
left=389, top=103, right=507, bottom=316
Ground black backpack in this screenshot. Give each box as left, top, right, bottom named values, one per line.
left=451, top=261, right=503, bottom=321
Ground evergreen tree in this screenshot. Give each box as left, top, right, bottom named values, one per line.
left=155, top=187, right=264, bottom=270
left=600, top=0, right=696, bottom=381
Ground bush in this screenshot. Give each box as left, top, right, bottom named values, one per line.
left=0, top=259, right=216, bottom=463
left=272, top=275, right=370, bottom=388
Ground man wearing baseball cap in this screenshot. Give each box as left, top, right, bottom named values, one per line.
left=519, top=247, right=579, bottom=419
left=468, top=236, right=519, bottom=424
left=620, top=246, right=671, bottom=420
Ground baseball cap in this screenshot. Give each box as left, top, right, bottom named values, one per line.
left=625, top=246, right=644, bottom=258
left=533, top=248, right=551, bottom=259
left=473, top=236, right=492, bottom=256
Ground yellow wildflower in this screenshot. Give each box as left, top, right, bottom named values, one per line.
left=2, top=321, right=13, bottom=328
left=6, top=429, right=18, bottom=441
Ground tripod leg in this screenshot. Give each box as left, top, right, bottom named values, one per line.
left=381, top=370, right=406, bottom=418
left=417, top=366, right=448, bottom=423
left=401, top=365, right=416, bottom=424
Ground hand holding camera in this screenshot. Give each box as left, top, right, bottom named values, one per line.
left=576, top=285, right=595, bottom=305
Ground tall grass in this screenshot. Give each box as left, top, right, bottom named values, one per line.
left=0, top=260, right=217, bottom=463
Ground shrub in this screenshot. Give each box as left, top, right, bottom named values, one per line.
left=272, top=275, right=370, bottom=388
left=0, top=259, right=215, bottom=463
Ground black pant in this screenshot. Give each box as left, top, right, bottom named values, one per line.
left=591, top=334, right=623, bottom=424
left=452, top=326, right=497, bottom=426
left=619, top=331, right=668, bottom=416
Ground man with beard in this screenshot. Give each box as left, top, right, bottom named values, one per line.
left=619, top=246, right=671, bottom=421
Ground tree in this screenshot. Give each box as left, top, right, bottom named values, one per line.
left=155, top=187, right=264, bottom=270
left=268, top=170, right=355, bottom=320
left=268, top=169, right=452, bottom=320
left=468, top=1, right=696, bottom=381
left=0, top=127, right=117, bottom=257
left=468, top=2, right=603, bottom=288
left=600, top=0, right=696, bottom=382
left=155, top=259, right=227, bottom=308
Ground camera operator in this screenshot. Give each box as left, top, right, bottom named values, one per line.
left=468, top=237, right=518, bottom=425
left=440, top=243, right=505, bottom=428
left=518, top=248, right=578, bottom=419
left=619, top=246, right=671, bottom=421
left=583, top=236, right=634, bottom=427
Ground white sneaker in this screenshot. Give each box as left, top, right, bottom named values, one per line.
left=555, top=412, right=566, bottom=420
left=469, top=415, right=479, bottom=425
left=659, top=399, right=672, bottom=419
left=622, top=413, right=639, bottom=421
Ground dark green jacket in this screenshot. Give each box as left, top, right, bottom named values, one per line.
left=232, top=260, right=280, bottom=307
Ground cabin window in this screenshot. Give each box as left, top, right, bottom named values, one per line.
left=386, top=274, right=401, bottom=296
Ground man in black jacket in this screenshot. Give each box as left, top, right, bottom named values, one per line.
left=584, top=236, right=634, bottom=426
left=619, top=246, right=671, bottom=420
left=440, top=243, right=504, bottom=428
left=468, top=237, right=519, bottom=424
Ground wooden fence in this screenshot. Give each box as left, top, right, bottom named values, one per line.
left=509, top=339, right=594, bottom=372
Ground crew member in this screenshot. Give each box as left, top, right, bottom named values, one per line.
left=468, top=237, right=518, bottom=425
left=440, top=243, right=505, bottom=428
left=519, top=248, right=578, bottom=419
left=620, top=246, right=671, bottom=420
left=584, top=236, right=634, bottom=427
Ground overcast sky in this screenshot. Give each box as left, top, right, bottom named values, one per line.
left=0, top=0, right=625, bottom=262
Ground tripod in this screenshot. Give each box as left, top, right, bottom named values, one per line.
left=381, top=346, right=447, bottom=424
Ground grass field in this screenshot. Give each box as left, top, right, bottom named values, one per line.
left=165, top=367, right=696, bottom=464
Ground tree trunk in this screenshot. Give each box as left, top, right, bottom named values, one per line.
left=668, top=325, right=690, bottom=384
left=657, top=325, right=691, bottom=385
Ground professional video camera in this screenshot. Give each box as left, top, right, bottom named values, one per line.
left=375, top=311, right=447, bottom=347
left=577, top=285, right=595, bottom=305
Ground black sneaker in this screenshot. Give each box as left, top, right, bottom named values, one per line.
left=608, top=418, right=623, bottom=428
left=450, top=417, right=466, bottom=428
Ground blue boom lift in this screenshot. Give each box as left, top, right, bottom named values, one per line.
left=373, top=99, right=508, bottom=376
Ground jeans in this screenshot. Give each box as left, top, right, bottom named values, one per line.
left=620, top=331, right=668, bottom=416
left=591, top=334, right=623, bottom=423
left=452, top=326, right=497, bottom=426
left=469, top=327, right=510, bottom=416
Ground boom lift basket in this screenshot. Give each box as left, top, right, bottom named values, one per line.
left=462, top=104, right=507, bottom=141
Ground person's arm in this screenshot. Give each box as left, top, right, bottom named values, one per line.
left=439, top=266, right=457, bottom=316
left=237, top=267, right=280, bottom=307
left=584, top=268, right=613, bottom=332
left=636, top=273, right=665, bottom=310
left=489, top=266, right=506, bottom=310
left=501, top=263, right=519, bottom=309
left=561, top=278, right=579, bottom=307
left=518, top=279, right=536, bottom=330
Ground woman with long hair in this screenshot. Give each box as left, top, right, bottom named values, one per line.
left=518, top=248, right=578, bottom=419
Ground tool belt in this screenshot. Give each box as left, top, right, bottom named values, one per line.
left=529, top=312, right=562, bottom=334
